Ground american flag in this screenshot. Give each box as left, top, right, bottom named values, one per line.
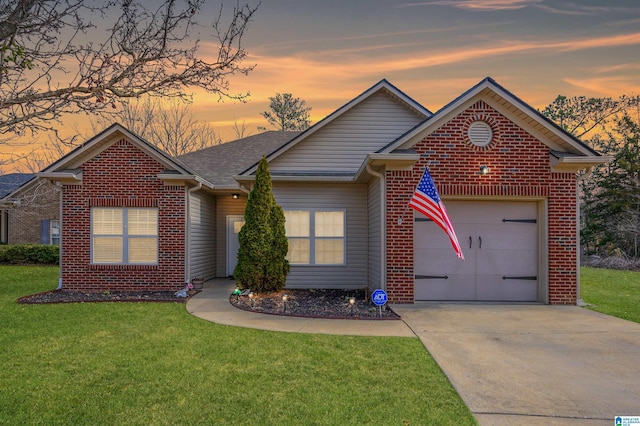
left=409, top=168, right=464, bottom=260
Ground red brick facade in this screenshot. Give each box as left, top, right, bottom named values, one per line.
left=6, top=180, right=60, bottom=244
left=386, top=101, right=578, bottom=304
left=61, top=138, right=186, bottom=292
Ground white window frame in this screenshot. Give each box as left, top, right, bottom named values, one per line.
left=284, top=209, right=346, bottom=266
left=91, top=207, right=158, bottom=265
left=50, top=220, right=60, bottom=245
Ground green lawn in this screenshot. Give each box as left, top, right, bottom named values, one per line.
left=0, top=266, right=475, bottom=425
left=581, top=266, right=640, bottom=323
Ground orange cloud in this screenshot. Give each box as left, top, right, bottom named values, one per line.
left=399, top=0, right=539, bottom=11
left=563, top=77, right=640, bottom=96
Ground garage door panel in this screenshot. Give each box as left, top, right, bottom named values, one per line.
left=415, top=276, right=476, bottom=301
left=472, top=224, right=537, bottom=250
left=476, top=249, right=537, bottom=276
left=415, top=221, right=474, bottom=250
left=413, top=200, right=540, bottom=302
left=416, top=248, right=475, bottom=275
left=444, top=201, right=537, bottom=224
left=476, top=275, right=538, bottom=301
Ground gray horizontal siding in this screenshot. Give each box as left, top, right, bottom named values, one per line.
left=367, top=177, right=382, bottom=290
left=273, top=183, right=368, bottom=289
left=269, top=92, right=424, bottom=174
left=189, top=192, right=216, bottom=281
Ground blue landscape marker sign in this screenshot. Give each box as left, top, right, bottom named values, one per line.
left=372, top=289, right=388, bottom=306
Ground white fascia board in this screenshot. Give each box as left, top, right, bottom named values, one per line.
left=234, top=174, right=356, bottom=183
left=550, top=154, right=612, bottom=172
left=37, top=171, right=83, bottom=184
left=157, top=173, right=214, bottom=189
left=353, top=153, right=420, bottom=181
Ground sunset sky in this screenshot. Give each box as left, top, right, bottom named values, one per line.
left=190, top=0, right=640, bottom=138
left=4, top=0, right=640, bottom=170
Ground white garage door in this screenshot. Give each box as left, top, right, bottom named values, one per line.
left=414, top=200, right=539, bottom=302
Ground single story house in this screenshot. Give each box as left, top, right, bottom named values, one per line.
left=0, top=173, right=61, bottom=245
left=38, top=77, right=607, bottom=304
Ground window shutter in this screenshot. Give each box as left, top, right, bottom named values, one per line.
left=40, top=219, right=50, bottom=244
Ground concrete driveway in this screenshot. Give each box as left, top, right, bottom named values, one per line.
left=391, top=304, right=640, bottom=425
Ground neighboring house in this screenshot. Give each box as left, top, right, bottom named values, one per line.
left=0, top=173, right=61, bottom=245
left=38, top=78, right=607, bottom=304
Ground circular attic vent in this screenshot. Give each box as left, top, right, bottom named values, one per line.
left=467, top=121, right=493, bottom=147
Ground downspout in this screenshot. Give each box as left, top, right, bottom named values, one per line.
left=55, top=182, right=63, bottom=290
left=184, top=182, right=202, bottom=285
left=366, top=164, right=386, bottom=291
left=575, top=166, right=594, bottom=305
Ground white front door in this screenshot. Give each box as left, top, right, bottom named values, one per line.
left=226, top=215, right=245, bottom=277
left=414, top=200, right=539, bottom=302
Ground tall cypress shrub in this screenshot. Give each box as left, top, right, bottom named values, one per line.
left=234, top=157, right=289, bottom=292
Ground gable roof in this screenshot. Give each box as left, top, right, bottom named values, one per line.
left=178, top=131, right=300, bottom=189
left=239, top=79, right=432, bottom=178
left=382, top=77, right=601, bottom=158
left=38, top=123, right=209, bottom=187
left=0, top=173, right=35, bottom=199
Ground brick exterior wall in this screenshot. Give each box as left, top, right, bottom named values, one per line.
left=7, top=180, right=60, bottom=244
left=60, top=138, right=187, bottom=292
left=386, top=101, right=578, bottom=305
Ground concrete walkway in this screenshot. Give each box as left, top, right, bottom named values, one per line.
left=188, top=280, right=640, bottom=425
left=186, top=279, right=415, bottom=337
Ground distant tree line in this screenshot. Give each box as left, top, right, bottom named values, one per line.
left=542, top=94, right=640, bottom=260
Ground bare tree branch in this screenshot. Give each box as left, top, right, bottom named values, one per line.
left=0, top=0, right=259, bottom=146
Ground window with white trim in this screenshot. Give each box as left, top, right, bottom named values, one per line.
left=50, top=220, right=60, bottom=245
left=284, top=210, right=345, bottom=265
left=91, top=208, right=158, bottom=264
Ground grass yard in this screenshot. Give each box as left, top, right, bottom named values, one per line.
left=581, top=266, right=640, bottom=323
left=0, top=266, right=476, bottom=425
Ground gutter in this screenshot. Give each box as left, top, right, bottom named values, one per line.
left=55, top=182, right=63, bottom=290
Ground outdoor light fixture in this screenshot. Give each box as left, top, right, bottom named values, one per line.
left=282, top=294, right=288, bottom=312
left=349, top=297, right=355, bottom=305
left=231, top=193, right=240, bottom=199
left=248, top=292, right=254, bottom=307
left=479, top=165, right=490, bottom=175
left=232, top=288, right=242, bottom=300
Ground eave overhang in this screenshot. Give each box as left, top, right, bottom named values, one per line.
left=234, top=173, right=356, bottom=184
left=156, top=173, right=214, bottom=189
left=354, top=152, right=420, bottom=182
left=549, top=152, right=612, bottom=173
left=37, top=171, right=83, bottom=185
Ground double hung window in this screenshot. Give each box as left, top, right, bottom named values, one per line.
left=284, top=210, right=345, bottom=265
left=91, top=208, right=158, bottom=264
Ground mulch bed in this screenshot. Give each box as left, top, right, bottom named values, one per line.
left=229, top=288, right=400, bottom=320
left=17, top=287, right=400, bottom=321
left=17, top=290, right=194, bottom=304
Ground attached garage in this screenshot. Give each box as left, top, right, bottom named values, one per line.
left=414, top=200, right=543, bottom=302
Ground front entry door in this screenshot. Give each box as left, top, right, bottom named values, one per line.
left=226, top=215, right=245, bottom=277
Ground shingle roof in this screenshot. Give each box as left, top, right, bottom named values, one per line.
left=178, top=131, right=299, bottom=188
left=0, top=173, right=35, bottom=199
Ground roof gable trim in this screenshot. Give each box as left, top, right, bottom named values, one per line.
left=383, top=77, right=601, bottom=157
left=41, top=123, right=197, bottom=178
left=239, top=79, right=432, bottom=177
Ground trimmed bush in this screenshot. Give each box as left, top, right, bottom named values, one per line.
left=234, top=157, right=289, bottom=292
left=0, top=244, right=59, bottom=265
